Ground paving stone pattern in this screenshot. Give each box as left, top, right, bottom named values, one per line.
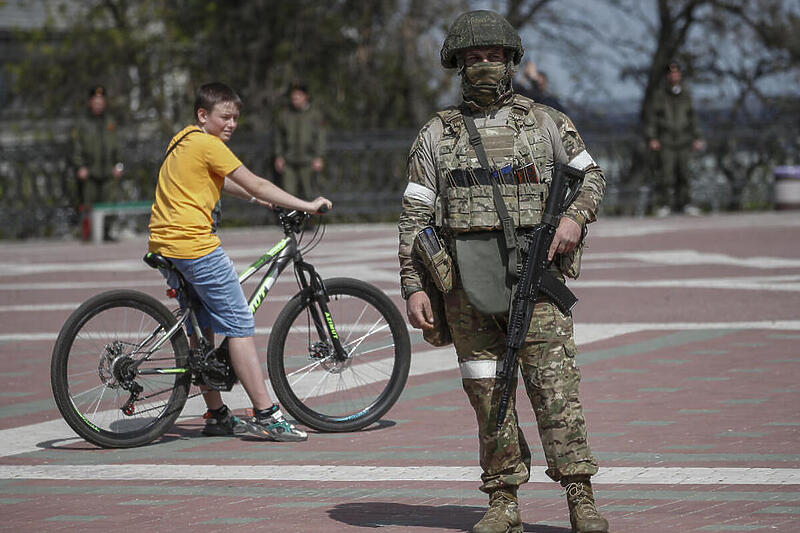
left=1, top=212, right=799, bottom=531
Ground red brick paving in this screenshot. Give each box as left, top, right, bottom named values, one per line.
left=1, top=212, right=799, bottom=532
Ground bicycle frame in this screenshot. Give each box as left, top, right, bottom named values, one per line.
left=135, top=212, right=348, bottom=381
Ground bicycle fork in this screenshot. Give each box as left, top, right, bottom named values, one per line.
left=244, top=243, right=348, bottom=363
left=295, top=260, right=349, bottom=363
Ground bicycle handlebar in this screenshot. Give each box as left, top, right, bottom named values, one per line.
left=275, top=208, right=317, bottom=235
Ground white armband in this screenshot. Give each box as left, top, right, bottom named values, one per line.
left=568, top=150, right=596, bottom=171
left=403, top=182, right=436, bottom=206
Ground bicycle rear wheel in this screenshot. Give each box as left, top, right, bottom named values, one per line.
left=267, top=278, right=410, bottom=432
left=51, top=290, right=191, bottom=448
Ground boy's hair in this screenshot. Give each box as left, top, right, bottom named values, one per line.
left=194, top=82, right=242, bottom=119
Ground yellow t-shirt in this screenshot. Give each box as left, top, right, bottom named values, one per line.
left=148, top=126, right=242, bottom=258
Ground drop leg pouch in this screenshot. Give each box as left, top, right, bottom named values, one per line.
left=421, top=278, right=452, bottom=347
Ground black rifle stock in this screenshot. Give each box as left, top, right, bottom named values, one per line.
left=495, top=162, right=586, bottom=432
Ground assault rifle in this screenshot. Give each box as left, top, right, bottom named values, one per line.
left=495, top=162, right=586, bottom=431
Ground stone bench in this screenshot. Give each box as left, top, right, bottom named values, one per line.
left=90, top=201, right=152, bottom=244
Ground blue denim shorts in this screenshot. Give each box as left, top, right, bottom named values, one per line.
left=160, top=246, right=255, bottom=338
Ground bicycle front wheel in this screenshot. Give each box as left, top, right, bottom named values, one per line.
left=51, top=290, right=191, bottom=448
left=267, top=278, right=410, bottom=432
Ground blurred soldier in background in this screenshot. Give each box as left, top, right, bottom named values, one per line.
left=273, top=81, right=327, bottom=199
left=398, top=9, right=609, bottom=533
left=644, top=61, right=704, bottom=216
left=517, top=60, right=567, bottom=113
left=71, top=85, right=124, bottom=241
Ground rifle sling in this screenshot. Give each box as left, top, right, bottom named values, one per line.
left=461, top=114, right=517, bottom=279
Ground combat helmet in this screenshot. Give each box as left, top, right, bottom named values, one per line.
left=440, top=10, right=524, bottom=69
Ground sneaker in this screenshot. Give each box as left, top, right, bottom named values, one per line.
left=201, top=406, right=247, bottom=436
left=243, top=407, right=308, bottom=442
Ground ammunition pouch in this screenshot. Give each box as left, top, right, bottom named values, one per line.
left=412, top=226, right=454, bottom=293
left=412, top=226, right=453, bottom=347
left=448, top=163, right=538, bottom=187
left=444, top=182, right=546, bottom=232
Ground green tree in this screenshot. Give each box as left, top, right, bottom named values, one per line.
left=597, top=0, right=800, bottom=208
left=7, top=0, right=466, bottom=132
left=8, top=1, right=178, bottom=129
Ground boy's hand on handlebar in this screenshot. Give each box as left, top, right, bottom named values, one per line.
left=309, top=197, right=332, bottom=215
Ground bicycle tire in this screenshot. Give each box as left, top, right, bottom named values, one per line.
left=267, top=278, right=410, bottom=432
left=51, top=290, right=191, bottom=448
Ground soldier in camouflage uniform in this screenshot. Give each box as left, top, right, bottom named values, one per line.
left=644, top=61, right=704, bottom=216
left=71, top=85, right=124, bottom=241
left=273, top=81, right=327, bottom=199
left=397, top=11, right=609, bottom=533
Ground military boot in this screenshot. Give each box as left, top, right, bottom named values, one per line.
left=561, top=476, right=609, bottom=533
left=472, top=489, right=522, bottom=533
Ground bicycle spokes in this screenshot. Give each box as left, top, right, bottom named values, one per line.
left=51, top=291, right=191, bottom=447
left=267, top=279, right=410, bottom=432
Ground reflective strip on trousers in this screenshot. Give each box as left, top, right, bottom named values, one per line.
left=460, top=359, right=502, bottom=380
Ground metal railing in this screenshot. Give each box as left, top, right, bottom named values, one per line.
left=1, top=116, right=797, bottom=239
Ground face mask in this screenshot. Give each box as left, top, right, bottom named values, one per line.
left=465, top=61, right=507, bottom=85
left=461, top=62, right=511, bottom=107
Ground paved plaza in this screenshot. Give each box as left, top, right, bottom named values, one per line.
left=1, top=211, right=799, bottom=532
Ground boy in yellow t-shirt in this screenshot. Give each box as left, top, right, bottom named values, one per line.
left=148, top=82, right=331, bottom=441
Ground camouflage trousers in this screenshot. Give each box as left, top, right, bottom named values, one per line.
left=78, top=176, right=119, bottom=206
left=653, top=147, right=691, bottom=211
left=280, top=163, right=318, bottom=199
left=443, top=287, right=598, bottom=493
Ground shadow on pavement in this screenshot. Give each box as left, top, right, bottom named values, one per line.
left=327, top=502, right=570, bottom=532
left=38, top=424, right=199, bottom=451
left=354, top=419, right=398, bottom=432
left=41, top=419, right=399, bottom=450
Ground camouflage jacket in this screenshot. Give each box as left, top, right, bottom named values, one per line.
left=398, top=95, right=606, bottom=299
left=70, top=113, right=120, bottom=180
left=643, top=84, right=700, bottom=149
left=273, top=104, right=327, bottom=165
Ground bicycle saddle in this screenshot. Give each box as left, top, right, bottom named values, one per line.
left=143, top=252, right=174, bottom=270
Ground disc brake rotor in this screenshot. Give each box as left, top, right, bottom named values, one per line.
left=98, top=341, right=123, bottom=387
left=311, top=341, right=351, bottom=374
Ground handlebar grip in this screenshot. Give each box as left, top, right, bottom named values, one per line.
left=318, top=204, right=329, bottom=214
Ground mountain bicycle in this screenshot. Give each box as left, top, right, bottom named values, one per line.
left=50, top=209, right=411, bottom=448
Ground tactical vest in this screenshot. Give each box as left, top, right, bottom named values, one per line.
left=434, top=95, right=551, bottom=233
